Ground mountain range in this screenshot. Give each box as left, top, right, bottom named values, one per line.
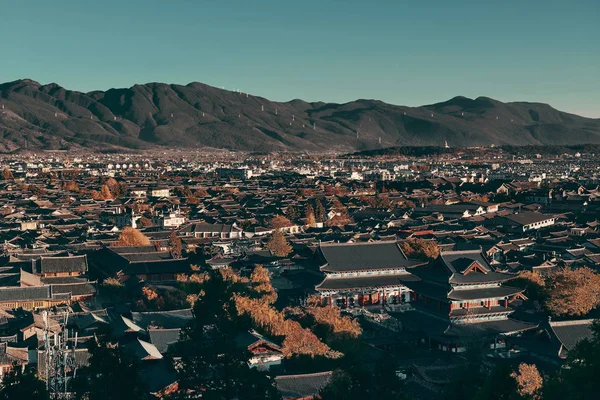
left=1, top=79, right=599, bottom=152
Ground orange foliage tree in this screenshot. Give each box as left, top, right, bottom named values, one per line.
left=270, top=215, right=293, bottom=229
left=511, top=363, right=543, bottom=399
left=545, top=267, right=600, bottom=316
left=233, top=294, right=336, bottom=358
left=304, top=296, right=361, bottom=338
left=400, top=238, right=440, bottom=261
left=1, top=168, right=13, bottom=180
left=169, top=230, right=183, bottom=259
left=251, top=265, right=277, bottom=304
left=113, top=226, right=151, bottom=247
left=62, top=181, right=79, bottom=192
left=266, top=229, right=292, bottom=257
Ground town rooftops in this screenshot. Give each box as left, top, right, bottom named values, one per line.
left=503, top=212, right=555, bottom=226
left=316, top=273, right=419, bottom=291
left=549, top=319, right=594, bottom=357
left=39, top=255, right=88, bottom=274
left=317, top=241, right=422, bottom=273
left=0, top=286, right=52, bottom=302
left=275, top=371, right=333, bottom=399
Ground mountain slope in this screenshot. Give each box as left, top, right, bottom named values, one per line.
left=1, top=79, right=599, bottom=152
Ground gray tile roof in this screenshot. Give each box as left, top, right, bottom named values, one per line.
left=275, top=371, right=333, bottom=398
left=318, top=241, right=421, bottom=272
left=550, top=319, right=594, bottom=351
left=0, top=286, right=51, bottom=302
left=316, top=273, right=419, bottom=291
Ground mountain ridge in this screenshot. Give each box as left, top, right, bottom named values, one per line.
left=1, top=78, right=599, bottom=152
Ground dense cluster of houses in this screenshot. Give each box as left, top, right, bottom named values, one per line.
left=0, top=149, right=599, bottom=398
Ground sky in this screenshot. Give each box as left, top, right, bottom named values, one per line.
left=1, top=0, right=599, bottom=117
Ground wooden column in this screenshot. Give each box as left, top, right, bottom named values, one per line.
left=504, top=299, right=508, bottom=308
left=345, top=296, right=349, bottom=309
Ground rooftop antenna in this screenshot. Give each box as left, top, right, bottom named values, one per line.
left=261, top=105, right=264, bottom=112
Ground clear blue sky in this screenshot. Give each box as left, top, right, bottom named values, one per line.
left=1, top=0, right=599, bottom=117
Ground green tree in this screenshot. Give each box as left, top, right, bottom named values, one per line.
left=314, top=200, right=326, bottom=223
left=0, top=364, right=49, bottom=400
left=173, top=271, right=279, bottom=400
left=285, top=205, right=299, bottom=220
left=71, top=339, right=151, bottom=400
left=542, top=320, right=600, bottom=400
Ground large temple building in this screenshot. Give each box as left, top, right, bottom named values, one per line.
left=399, top=247, right=537, bottom=352
left=314, top=241, right=424, bottom=308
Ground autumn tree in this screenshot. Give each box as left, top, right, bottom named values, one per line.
left=1, top=168, right=13, bottom=180
left=511, top=363, right=542, bottom=399
left=194, top=187, right=209, bottom=197
left=92, top=185, right=113, bottom=200
left=137, top=216, right=153, bottom=228
left=266, top=229, right=292, bottom=257
left=101, top=277, right=126, bottom=300
left=250, top=265, right=277, bottom=304
left=62, top=181, right=80, bottom=192
left=233, top=295, right=336, bottom=359
left=545, top=267, right=600, bottom=316
left=303, top=296, right=361, bottom=339
left=270, top=215, right=292, bottom=229
left=169, top=230, right=183, bottom=259
left=105, top=177, right=118, bottom=188
left=400, top=238, right=440, bottom=261
left=113, top=226, right=151, bottom=247
left=173, top=270, right=280, bottom=399
left=305, top=204, right=317, bottom=227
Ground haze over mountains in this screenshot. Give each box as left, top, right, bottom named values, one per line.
left=0, top=79, right=599, bottom=152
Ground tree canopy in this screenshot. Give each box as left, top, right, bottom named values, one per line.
left=113, top=227, right=151, bottom=247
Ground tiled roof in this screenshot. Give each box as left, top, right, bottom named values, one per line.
left=316, top=273, right=419, bottom=291
left=549, top=319, right=594, bottom=351
left=39, top=255, right=88, bottom=274
left=318, top=241, right=421, bottom=272
left=0, top=286, right=51, bottom=302
left=275, top=371, right=333, bottom=398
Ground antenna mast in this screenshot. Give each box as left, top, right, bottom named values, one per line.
left=43, top=310, right=77, bottom=399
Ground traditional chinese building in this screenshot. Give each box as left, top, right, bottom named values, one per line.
left=399, top=248, right=536, bottom=352
left=314, top=241, right=423, bottom=308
